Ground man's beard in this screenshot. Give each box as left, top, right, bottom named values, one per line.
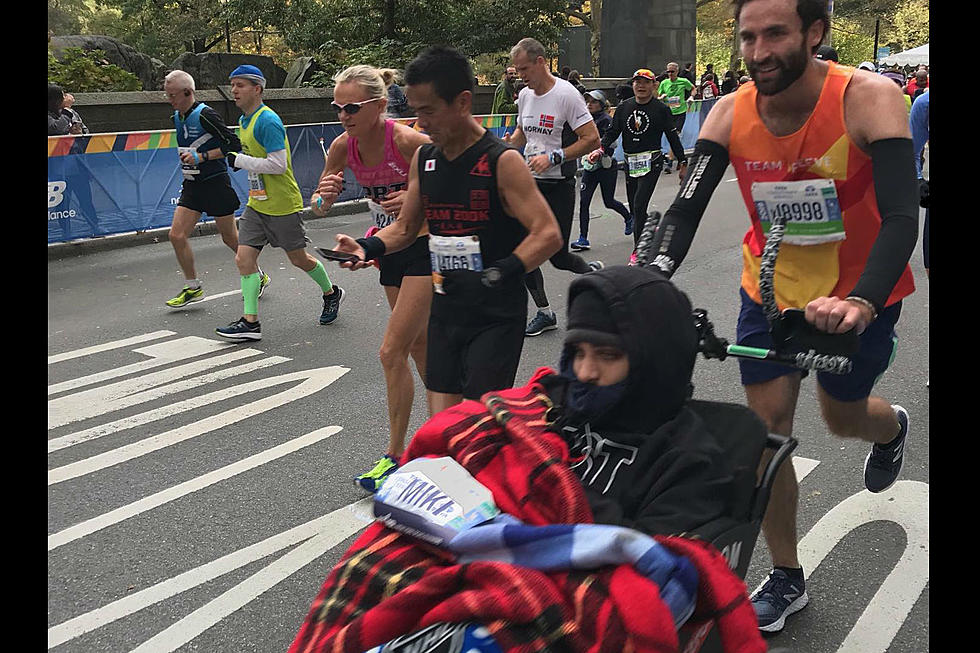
left=748, top=42, right=810, bottom=96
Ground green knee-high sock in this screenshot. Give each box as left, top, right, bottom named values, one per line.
left=307, top=260, right=334, bottom=294
left=241, top=272, right=261, bottom=316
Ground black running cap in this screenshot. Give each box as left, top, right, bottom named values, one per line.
left=815, top=45, right=839, bottom=62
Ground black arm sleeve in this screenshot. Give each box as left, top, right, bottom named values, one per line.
left=200, top=106, right=242, bottom=153
left=848, top=138, right=919, bottom=313
left=601, top=105, right=624, bottom=155
left=647, top=138, right=730, bottom=277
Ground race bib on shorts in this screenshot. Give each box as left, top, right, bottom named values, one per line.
left=429, top=235, right=483, bottom=295
left=178, top=147, right=199, bottom=180
left=247, top=171, right=268, bottom=201
left=626, top=150, right=659, bottom=178
left=751, top=179, right=845, bottom=245
left=367, top=200, right=396, bottom=229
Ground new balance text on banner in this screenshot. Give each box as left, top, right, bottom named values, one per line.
left=47, top=115, right=519, bottom=244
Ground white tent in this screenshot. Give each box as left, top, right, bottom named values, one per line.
left=881, top=43, right=929, bottom=67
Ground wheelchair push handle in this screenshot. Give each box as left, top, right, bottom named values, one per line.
left=635, top=207, right=856, bottom=375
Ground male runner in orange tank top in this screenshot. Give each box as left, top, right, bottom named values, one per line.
left=646, top=0, right=919, bottom=634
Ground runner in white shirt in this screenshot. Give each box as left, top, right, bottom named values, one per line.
left=504, top=38, right=602, bottom=337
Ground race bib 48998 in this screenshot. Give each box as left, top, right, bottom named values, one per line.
left=751, top=179, right=845, bottom=245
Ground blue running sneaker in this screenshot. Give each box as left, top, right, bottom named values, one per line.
left=864, top=405, right=909, bottom=493
left=570, top=237, right=590, bottom=251
left=216, top=317, right=262, bottom=341
left=525, top=310, right=558, bottom=337
left=624, top=216, right=634, bottom=236
left=319, top=286, right=344, bottom=325
left=355, top=455, right=399, bottom=493
left=751, top=568, right=808, bottom=633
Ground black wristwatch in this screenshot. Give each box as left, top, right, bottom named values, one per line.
left=550, top=149, right=565, bottom=166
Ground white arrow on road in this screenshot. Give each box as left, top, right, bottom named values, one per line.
left=48, top=426, right=343, bottom=551
left=48, top=366, right=349, bottom=485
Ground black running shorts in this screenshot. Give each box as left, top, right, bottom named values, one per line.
left=424, top=313, right=527, bottom=399
left=177, top=174, right=241, bottom=218
left=379, top=235, right=431, bottom=287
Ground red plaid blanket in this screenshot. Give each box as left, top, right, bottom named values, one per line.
left=289, top=368, right=764, bottom=653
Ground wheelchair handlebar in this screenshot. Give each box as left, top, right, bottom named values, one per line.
left=693, top=308, right=853, bottom=375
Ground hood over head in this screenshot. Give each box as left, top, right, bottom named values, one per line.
left=560, top=266, right=698, bottom=432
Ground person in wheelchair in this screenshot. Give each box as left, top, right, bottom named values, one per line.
left=548, top=265, right=740, bottom=539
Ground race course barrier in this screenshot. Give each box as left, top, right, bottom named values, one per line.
left=47, top=114, right=517, bottom=244
left=48, top=99, right=716, bottom=244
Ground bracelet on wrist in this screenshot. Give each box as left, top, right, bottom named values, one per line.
left=845, top=296, right=878, bottom=322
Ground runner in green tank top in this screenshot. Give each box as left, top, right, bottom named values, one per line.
left=216, top=65, right=344, bottom=341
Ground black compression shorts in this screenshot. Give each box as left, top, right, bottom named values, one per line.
left=379, top=235, right=431, bottom=287
left=424, top=313, right=526, bottom=399
left=177, top=174, right=241, bottom=218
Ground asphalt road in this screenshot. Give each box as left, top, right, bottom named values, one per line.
left=48, top=167, right=929, bottom=653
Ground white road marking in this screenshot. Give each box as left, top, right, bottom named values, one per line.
left=198, top=289, right=242, bottom=303
left=47, top=331, right=176, bottom=365
left=793, top=456, right=820, bottom=482
left=48, top=337, right=237, bottom=395
left=47, top=497, right=373, bottom=649
left=48, top=355, right=290, bottom=453
left=811, top=482, right=928, bottom=653
left=48, top=348, right=267, bottom=429
left=750, top=481, right=929, bottom=653
left=48, top=366, right=349, bottom=485
left=724, top=177, right=738, bottom=183
left=48, top=426, right=342, bottom=551
left=128, top=503, right=372, bottom=653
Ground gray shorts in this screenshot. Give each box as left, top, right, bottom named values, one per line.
left=237, top=205, right=309, bottom=252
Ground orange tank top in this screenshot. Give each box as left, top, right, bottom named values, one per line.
left=729, top=62, right=915, bottom=310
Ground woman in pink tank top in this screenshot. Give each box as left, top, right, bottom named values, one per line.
left=311, top=65, right=432, bottom=493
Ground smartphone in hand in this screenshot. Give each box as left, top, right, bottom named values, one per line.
left=315, top=247, right=361, bottom=264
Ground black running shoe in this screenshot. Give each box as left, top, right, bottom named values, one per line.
left=216, top=317, right=262, bottom=341
left=320, top=286, right=344, bottom=325
left=525, top=310, right=558, bottom=336
left=751, top=568, right=808, bottom=632
left=864, top=404, right=909, bottom=493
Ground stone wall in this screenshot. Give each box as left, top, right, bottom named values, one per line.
left=600, top=0, right=696, bottom=77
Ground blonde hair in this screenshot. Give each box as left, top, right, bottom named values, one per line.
left=333, top=65, right=400, bottom=101
left=164, top=69, right=195, bottom=91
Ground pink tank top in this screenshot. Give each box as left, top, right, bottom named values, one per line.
left=348, top=119, right=412, bottom=229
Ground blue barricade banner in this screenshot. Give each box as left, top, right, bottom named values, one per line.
left=47, top=114, right=518, bottom=244
left=47, top=102, right=717, bottom=244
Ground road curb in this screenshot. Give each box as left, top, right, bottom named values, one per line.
left=47, top=199, right=369, bottom=260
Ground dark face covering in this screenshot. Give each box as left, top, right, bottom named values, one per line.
left=558, top=348, right=628, bottom=425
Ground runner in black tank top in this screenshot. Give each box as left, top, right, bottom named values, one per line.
left=330, top=45, right=562, bottom=417
left=419, top=132, right=528, bottom=322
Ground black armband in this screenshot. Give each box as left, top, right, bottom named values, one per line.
left=849, top=138, right=919, bottom=312
left=482, top=253, right=526, bottom=288
left=355, top=236, right=387, bottom=261
left=647, top=139, right=730, bottom=277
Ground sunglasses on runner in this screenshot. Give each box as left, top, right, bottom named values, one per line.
left=330, top=97, right=382, bottom=115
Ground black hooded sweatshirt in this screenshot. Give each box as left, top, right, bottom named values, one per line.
left=541, top=266, right=738, bottom=538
